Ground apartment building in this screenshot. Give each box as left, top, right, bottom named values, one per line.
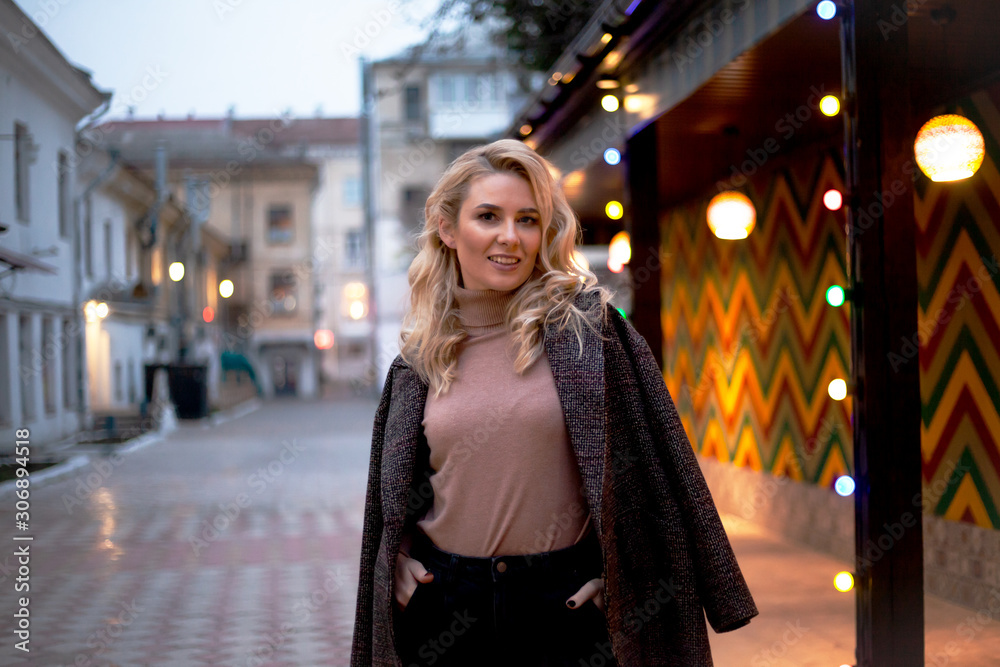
left=0, top=0, right=109, bottom=452
left=96, top=115, right=364, bottom=397
left=365, top=30, right=530, bottom=386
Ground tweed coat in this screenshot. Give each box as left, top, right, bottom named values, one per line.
left=350, top=290, right=758, bottom=666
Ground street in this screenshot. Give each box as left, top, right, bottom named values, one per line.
left=2, top=397, right=999, bottom=667
left=0, top=397, right=375, bottom=667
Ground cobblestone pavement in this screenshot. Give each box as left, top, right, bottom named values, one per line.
left=3, top=396, right=999, bottom=667
left=0, top=396, right=377, bottom=667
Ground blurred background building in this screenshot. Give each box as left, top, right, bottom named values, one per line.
left=363, top=26, right=531, bottom=386
left=93, top=114, right=366, bottom=400
left=0, top=0, right=109, bottom=453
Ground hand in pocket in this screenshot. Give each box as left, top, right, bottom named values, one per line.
left=395, top=551, right=435, bottom=611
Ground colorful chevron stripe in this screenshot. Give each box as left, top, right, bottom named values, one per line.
left=661, top=90, right=1000, bottom=530
left=661, top=147, right=853, bottom=488
left=914, top=87, right=1000, bottom=529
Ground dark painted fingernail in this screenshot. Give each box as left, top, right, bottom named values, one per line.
left=566, top=600, right=576, bottom=608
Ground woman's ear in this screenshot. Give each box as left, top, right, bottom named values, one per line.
left=438, top=218, right=456, bottom=249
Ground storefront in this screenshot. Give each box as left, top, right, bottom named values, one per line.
left=510, top=0, right=1000, bottom=663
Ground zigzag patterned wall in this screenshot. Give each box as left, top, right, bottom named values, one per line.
left=914, top=86, right=1000, bottom=530
left=660, top=85, right=1000, bottom=530
left=660, top=148, right=854, bottom=492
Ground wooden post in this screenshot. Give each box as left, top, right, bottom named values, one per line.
left=625, top=122, right=664, bottom=370
left=842, top=1, right=924, bottom=664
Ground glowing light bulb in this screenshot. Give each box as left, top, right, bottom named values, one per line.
left=826, top=285, right=845, bottom=307
left=707, top=192, right=756, bottom=240
left=828, top=378, right=848, bottom=401
left=169, top=262, right=185, bottom=282
left=823, top=189, right=843, bottom=211
left=835, top=475, right=855, bottom=497
left=834, top=571, right=855, bottom=592
left=820, top=95, right=841, bottom=116
left=914, top=114, right=985, bottom=182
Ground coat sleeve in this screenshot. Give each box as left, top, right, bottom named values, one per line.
left=605, top=305, right=759, bottom=633
left=350, top=360, right=397, bottom=666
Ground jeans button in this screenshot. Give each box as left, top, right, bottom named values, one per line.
left=496, top=561, right=507, bottom=573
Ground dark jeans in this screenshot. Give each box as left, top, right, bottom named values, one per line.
left=394, top=528, right=618, bottom=667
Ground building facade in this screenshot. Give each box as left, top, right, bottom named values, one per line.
left=365, top=33, right=531, bottom=387
left=96, top=116, right=364, bottom=398
left=0, top=0, right=108, bottom=453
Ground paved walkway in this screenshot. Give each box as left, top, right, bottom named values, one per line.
left=0, top=397, right=998, bottom=666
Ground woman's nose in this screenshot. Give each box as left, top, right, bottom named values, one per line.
left=498, top=218, right=519, bottom=245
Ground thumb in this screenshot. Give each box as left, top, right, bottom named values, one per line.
left=410, top=561, right=434, bottom=582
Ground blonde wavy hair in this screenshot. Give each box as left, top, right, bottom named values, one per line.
left=399, top=139, right=614, bottom=397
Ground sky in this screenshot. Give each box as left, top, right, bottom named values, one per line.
left=12, top=0, right=439, bottom=120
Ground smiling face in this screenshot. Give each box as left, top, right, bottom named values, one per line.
left=439, top=172, right=542, bottom=291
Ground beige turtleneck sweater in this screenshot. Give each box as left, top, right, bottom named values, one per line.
left=411, top=284, right=592, bottom=557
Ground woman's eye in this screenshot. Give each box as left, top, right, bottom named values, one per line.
left=478, top=212, right=496, bottom=221
left=520, top=217, right=539, bottom=224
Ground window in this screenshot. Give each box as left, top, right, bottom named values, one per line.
left=42, top=318, right=55, bottom=414
left=126, top=223, right=136, bottom=281
left=19, top=315, right=34, bottom=421
left=343, top=177, right=362, bottom=208
left=84, top=196, right=93, bottom=277
left=440, top=77, right=455, bottom=103
left=268, top=205, right=294, bottom=244
left=0, top=313, right=9, bottom=425
left=400, top=187, right=429, bottom=231
left=104, top=219, right=113, bottom=277
left=62, top=317, right=75, bottom=409
left=114, top=360, right=123, bottom=403
left=15, top=123, right=31, bottom=222
left=127, top=359, right=136, bottom=404
left=404, top=86, right=421, bottom=121
left=58, top=152, right=71, bottom=238
left=476, top=73, right=498, bottom=103
left=270, top=271, right=297, bottom=315
left=345, top=229, right=365, bottom=269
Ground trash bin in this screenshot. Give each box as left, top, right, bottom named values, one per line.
left=166, top=363, right=209, bottom=419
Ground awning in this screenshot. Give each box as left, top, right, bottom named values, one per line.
left=0, top=245, right=58, bottom=274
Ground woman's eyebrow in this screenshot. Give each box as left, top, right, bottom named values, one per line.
left=473, top=203, right=540, bottom=214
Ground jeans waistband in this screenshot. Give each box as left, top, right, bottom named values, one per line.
left=410, top=527, right=603, bottom=580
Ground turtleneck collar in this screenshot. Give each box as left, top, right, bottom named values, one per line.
left=454, top=284, right=518, bottom=333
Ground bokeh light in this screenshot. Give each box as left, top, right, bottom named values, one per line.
left=834, top=571, right=855, bottom=592
left=835, top=475, right=856, bottom=497
left=817, top=1, right=837, bottom=20
left=823, top=189, right=843, bottom=211
left=168, top=261, right=185, bottom=281
left=707, top=192, right=756, bottom=240
left=828, top=378, right=848, bottom=401
left=914, top=114, right=986, bottom=182
left=826, top=285, right=846, bottom=307
left=820, top=95, right=841, bottom=116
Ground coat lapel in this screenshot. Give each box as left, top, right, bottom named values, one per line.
left=379, top=300, right=608, bottom=550
left=543, top=310, right=607, bottom=543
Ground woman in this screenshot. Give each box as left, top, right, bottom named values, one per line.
left=351, top=140, right=757, bottom=667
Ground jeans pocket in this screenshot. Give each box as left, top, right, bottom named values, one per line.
left=403, top=582, right=422, bottom=613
